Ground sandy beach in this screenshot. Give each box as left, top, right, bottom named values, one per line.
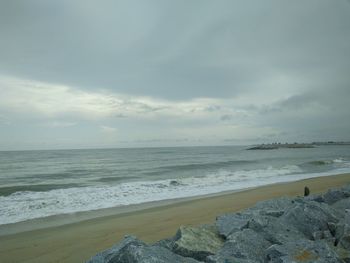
left=1, top=173, right=350, bottom=263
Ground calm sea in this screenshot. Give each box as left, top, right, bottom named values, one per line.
left=1, top=145, right=350, bottom=225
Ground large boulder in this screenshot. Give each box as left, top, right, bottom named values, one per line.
left=332, top=198, right=350, bottom=218
left=152, top=237, right=175, bottom=251
left=87, top=236, right=200, bottom=263
left=247, top=196, right=296, bottom=216
left=207, top=229, right=271, bottom=263
left=265, top=239, right=343, bottom=263
left=87, top=236, right=139, bottom=263
left=333, top=246, right=350, bottom=263
left=247, top=215, right=305, bottom=245
left=172, top=225, right=224, bottom=261
left=215, top=212, right=252, bottom=238
left=215, top=196, right=300, bottom=240
left=335, top=222, right=350, bottom=250
left=280, top=201, right=339, bottom=239
left=322, top=189, right=350, bottom=205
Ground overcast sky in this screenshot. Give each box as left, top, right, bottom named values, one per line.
left=0, top=0, right=350, bottom=150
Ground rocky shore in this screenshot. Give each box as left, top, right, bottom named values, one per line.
left=87, top=184, right=350, bottom=263
left=247, top=143, right=314, bottom=150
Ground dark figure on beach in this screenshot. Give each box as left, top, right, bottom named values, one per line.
left=304, top=186, right=310, bottom=196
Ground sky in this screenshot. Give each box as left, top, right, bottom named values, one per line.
left=0, top=0, right=350, bottom=150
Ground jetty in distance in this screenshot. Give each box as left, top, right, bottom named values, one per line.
left=247, top=141, right=350, bottom=150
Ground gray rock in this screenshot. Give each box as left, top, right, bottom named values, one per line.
left=280, top=201, right=339, bottom=239
left=323, top=230, right=336, bottom=244
left=172, top=225, right=224, bottom=261
left=207, top=229, right=271, bottom=263
left=345, top=209, right=350, bottom=221
left=208, top=258, right=259, bottom=263
left=305, top=193, right=325, bottom=203
left=323, top=229, right=333, bottom=239
left=341, top=184, right=350, bottom=194
left=335, top=223, right=350, bottom=249
left=312, top=230, right=336, bottom=245
left=328, top=222, right=337, bottom=236
left=247, top=215, right=305, bottom=245
left=87, top=236, right=140, bottom=263
left=152, top=237, right=175, bottom=251
left=117, top=243, right=200, bottom=263
left=215, top=212, right=252, bottom=238
left=87, top=236, right=199, bottom=263
left=263, top=210, right=285, bottom=217
left=323, top=189, right=350, bottom=205
left=334, top=246, right=350, bottom=263
left=312, top=231, right=324, bottom=240
left=265, top=239, right=343, bottom=263
left=332, top=197, right=350, bottom=217
left=248, top=196, right=296, bottom=215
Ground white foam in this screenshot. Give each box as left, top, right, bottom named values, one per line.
left=1, top=165, right=350, bottom=225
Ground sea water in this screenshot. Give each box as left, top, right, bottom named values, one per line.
left=1, top=145, right=350, bottom=225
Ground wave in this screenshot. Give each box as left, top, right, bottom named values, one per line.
left=307, top=160, right=333, bottom=166
left=94, top=176, right=140, bottom=183
left=1, top=163, right=332, bottom=225
left=301, top=158, right=349, bottom=168
left=0, top=183, right=80, bottom=197
left=144, top=159, right=256, bottom=176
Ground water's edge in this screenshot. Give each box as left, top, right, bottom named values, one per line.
left=1, top=171, right=349, bottom=237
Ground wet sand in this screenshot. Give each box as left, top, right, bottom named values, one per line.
left=1, top=173, right=350, bottom=263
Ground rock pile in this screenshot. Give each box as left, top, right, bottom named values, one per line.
left=87, top=184, right=350, bottom=262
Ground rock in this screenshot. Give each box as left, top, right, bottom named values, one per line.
left=280, top=201, right=339, bottom=239
left=207, top=229, right=271, bottom=263
left=247, top=215, right=305, bottom=245
left=328, top=222, right=337, bottom=236
left=332, top=198, right=350, bottom=217
left=334, top=246, right=350, bottom=263
left=87, top=235, right=140, bottom=263
left=249, top=196, right=296, bottom=213
left=247, top=145, right=278, bottom=150
left=247, top=143, right=314, bottom=150
left=246, top=196, right=300, bottom=220
left=263, top=210, right=285, bottom=217
left=87, top=235, right=199, bottom=263
left=265, top=239, right=343, bottom=263
left=305, top=193, right=325, bottom=203
left=322, top=189, right=350, bottom=205
left=215, top=212, right=252, bottom=238
left=341, top=184, right=350, bottom=194
left=152, top=237, right=175, bottom=251
left=117, top=243, right=200, bottom=263
left=208, top=258, right=259, bottom=263
left=172, top=225, right=223, bottom=261
left=312, top=230, right=336, bottom=244
left=335, top=223, right=350, bottom=250
left=312, top=231, right=324, bottom=240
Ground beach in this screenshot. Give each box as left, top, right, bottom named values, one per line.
left=1, top=172, right=350, bottom=263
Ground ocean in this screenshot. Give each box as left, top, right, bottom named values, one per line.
left=1, top=145, right=350, bottom=225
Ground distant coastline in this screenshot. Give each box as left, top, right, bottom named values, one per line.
left=247, top=141, right=350, bottom=150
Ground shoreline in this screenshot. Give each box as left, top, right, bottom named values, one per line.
left=2, top=169, right=349, bottom=236
left=1, top=173, right=350, bottom=263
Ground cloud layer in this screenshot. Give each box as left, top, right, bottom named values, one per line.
left=0, top=1, right=349, bottom=149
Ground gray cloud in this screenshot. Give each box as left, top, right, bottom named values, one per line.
left=1, top=1, right=349, bottom=99
left=0, top=0, right=350, bottom=149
